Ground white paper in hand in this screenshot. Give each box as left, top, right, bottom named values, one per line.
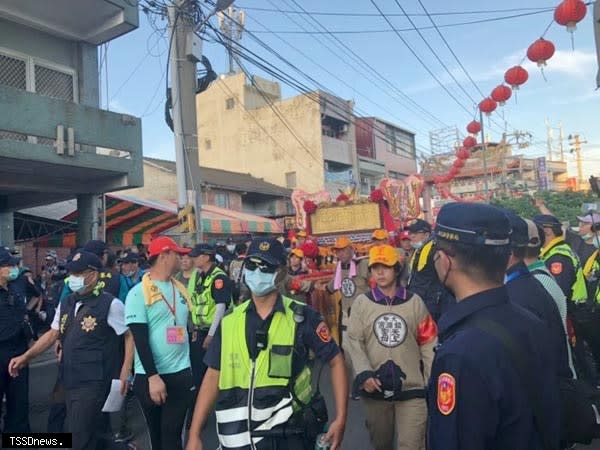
left=102, top=379, right=125, bottom=412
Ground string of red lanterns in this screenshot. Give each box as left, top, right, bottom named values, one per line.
left=429, top=0, right=589, bottom=201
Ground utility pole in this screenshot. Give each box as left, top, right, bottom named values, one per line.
left=218, top=6, right=245, bottom=74
left=168, top=0, right=205, bottom=242
left=479, top=110, right=489, bottom=199
left=569, top=134, right=588, bottom=191
left=558, top=121, right=565, bottom=162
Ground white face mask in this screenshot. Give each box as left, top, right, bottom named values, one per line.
left=68, top=275, right=89, bottom=294
left=411, top=240, right=424, bottom=250
left=582, top=232, right=593, bottom=241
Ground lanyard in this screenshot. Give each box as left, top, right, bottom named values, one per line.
left=160, top=282, right=178, bottom=325
left=505, top=267, right=529, bottom=284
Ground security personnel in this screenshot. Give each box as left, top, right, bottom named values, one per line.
left=579, top=221, right=600, bottom=378
left=533, top=214, right=588, bottom=307
left=504, top=211, right=572, bottom=378
left=9, top=251, right=134, bottom=450
left=0, top=248, right=30, bottom=433
left=120, top=251, right=145, bottom=292
left=187, top=243, right=233, bottom=389
left=84, top=239, right=124, bottom=300
left=186, top=238, right=348, bottom=450
left=427, top=203, right=561, bottom=450
left=406, top=219, right=454, bottom=322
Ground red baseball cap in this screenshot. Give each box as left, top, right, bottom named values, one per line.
left=148, top=236, right=191, bottom=257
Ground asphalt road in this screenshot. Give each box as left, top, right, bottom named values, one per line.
left=24, top=351, right=600, bottom=450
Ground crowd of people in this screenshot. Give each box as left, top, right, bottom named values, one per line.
left=0, top=198, right=600, bottom=449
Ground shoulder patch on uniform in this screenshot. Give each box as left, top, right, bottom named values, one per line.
left=437, top=373, right=456, bottom=415
left=550, top=262, right=563, bottom=275
left=316, top=322, right=332, bottom=343
left=215, top=279, right=224, bottom=289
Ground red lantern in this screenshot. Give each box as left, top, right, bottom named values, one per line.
left=456, top=148, right=471, bottom=160
left=433, top=175, right=445, bottom=184
left=466, top=120, right=481, bottom=135
left=453, top=159, right=465, bottom=169
left=449, top=167, right=459, bottom=177
left=463, top=136, right=477, bottom=149
left=504, top=66, right=529, bottom=90
left=490, top=85, right=512, bottom=106
left=527, top=38, right=556, bottom=67
left=554, top=0, right=587, bottom=33
left=478, top=97, right=498, bottom=116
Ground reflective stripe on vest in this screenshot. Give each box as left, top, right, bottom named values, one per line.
left=584, top=250, right=600, bottom=304
left=217, top=296, right=311, bottom=449
left=190, top=267, right=226, bottom=328
left=543, top=243, right=588, bottom=303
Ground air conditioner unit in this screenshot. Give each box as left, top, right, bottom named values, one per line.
left=341, top=124, right=349, bottom=133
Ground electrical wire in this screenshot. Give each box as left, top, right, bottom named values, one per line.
left=235, top=5, right=555, bottom=18
left=245, top=9, right=555, bottom=35
left=241, top=7, right=434, bottom=138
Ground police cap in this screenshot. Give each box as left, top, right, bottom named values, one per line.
left=0, top=248, right=20, bottom=266
left=503, top=210, right=529, bottom=248
left=247, top=238, right=286, bottom=266
left=120, top=252, right=139, bottom=264
left=407, top=219, right=432, bottom=234
left=189, top=243, right=215, bottom=257
left=533, top=214, right=561, bottom=228
left=66, top=251, right=103, bottom=273
left=435, top=203, right=511, bottom=246
left=83, top=239, right=109, bottom=258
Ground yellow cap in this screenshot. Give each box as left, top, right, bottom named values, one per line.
left=369, top=245, right=399, bottom=267
left=297, top=230, right=307, bottom=238
left=290, top=248, right=304, bottom=258
left=372, top=229, right=389, bottom=241
left=333, top=236, right=352, bottom=249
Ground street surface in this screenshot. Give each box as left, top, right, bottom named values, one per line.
left=24, top=351, right=600, bottom=450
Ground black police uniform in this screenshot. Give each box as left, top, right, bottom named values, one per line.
left=190, top=263, right=233, bottom=387
left=0, top=279, right=30, bottom=432
left=204, top=294, right=340, bottom=449
left=407, top=237, right=455, bottom=323
left=426, top=203, right=561, bottom=450
left=506, top=261, right=572, bottom=378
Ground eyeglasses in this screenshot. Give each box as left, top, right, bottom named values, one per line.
left=245, top=259, right=278, bottom=274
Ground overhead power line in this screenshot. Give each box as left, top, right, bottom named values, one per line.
left=246, top=9, right=555, bottom=35
left=236, top=5, right=554, bottom=18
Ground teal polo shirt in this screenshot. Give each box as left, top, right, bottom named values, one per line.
left=125, top=280, right=190, bottom=375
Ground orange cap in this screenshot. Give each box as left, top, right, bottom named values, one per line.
left=372, top=229, right=389, bottom=241
left=297, top=230, right=307, bottom=238
left=290, top=248, right=304, bottom=258
left=333, top=236, right=352, bottom=249
left=368, top=245, right=399, bottom=267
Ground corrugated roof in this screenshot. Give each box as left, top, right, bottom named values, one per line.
left=144, top=157, right=291, bottom=197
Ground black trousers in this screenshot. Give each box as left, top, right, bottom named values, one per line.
left=65, top=382, right=110, bottom=450
left=189, top=329, right=209, bottom=389
left=0, top=340, right=30, bottom=433
left=47, top=375, right=66, bottom=433
left=133, top=368, right=193, bottom=450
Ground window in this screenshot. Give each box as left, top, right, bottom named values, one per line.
left=226, top=98, right=235, bottom=109
left=388, top=171, right=404, bottom=180
left=215, top=192, right=230, bottom=209
left=385, top=125, right=415, bottom=157
left=205, top=139, right=212, bottom=150
left=285, top=171, right=297, bottom=189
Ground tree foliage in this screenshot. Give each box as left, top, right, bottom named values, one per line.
left=491, top=190, right=599, bottom=225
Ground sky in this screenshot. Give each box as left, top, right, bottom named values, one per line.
left=102, top=0, right=600, bottom=180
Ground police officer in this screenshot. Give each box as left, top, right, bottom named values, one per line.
left=187, top=243, right=233, bottom=390
left=0, top=247, right=30, bottom=433
left=83, top=239, right=124, bottom=300
left=120, top=251, right=145, bottom=292
left=504, top=211, right=572, bottom=378
left=533, top=214, right=588, bottom=306
left=9, top=251, right=134, bottom=450
left=186, top=238, right=348, bottom=450
left=406, top=219, right=454, bottom=322
left=427, top=203, right=561, bottom=450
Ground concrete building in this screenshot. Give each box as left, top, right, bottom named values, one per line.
left=126, top=157, right=293, bottom=217
left=355, top=117, right=418, bottom=195
left=421, top=143, right=570, bottom=198
left=0, top=1, right=142, bottom=247
left=195, top=72, right=358, bottom=195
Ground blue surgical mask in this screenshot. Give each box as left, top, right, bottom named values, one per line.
left=582, top=233, right=593, bottom=241
left=244, top=268, right=277, bottom=296
left=593, top=238, right=600, bottom=249
left=68, top=275, right=89, bottom=294
left=7, top=267, right=19, bottom=281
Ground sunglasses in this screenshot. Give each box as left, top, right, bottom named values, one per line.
left=245, top=259, right=278, bottom=274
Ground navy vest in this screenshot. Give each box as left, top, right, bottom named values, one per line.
left=59, top=292, right=120, bottom=390
left=0, top=283, right=27, bottom=345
